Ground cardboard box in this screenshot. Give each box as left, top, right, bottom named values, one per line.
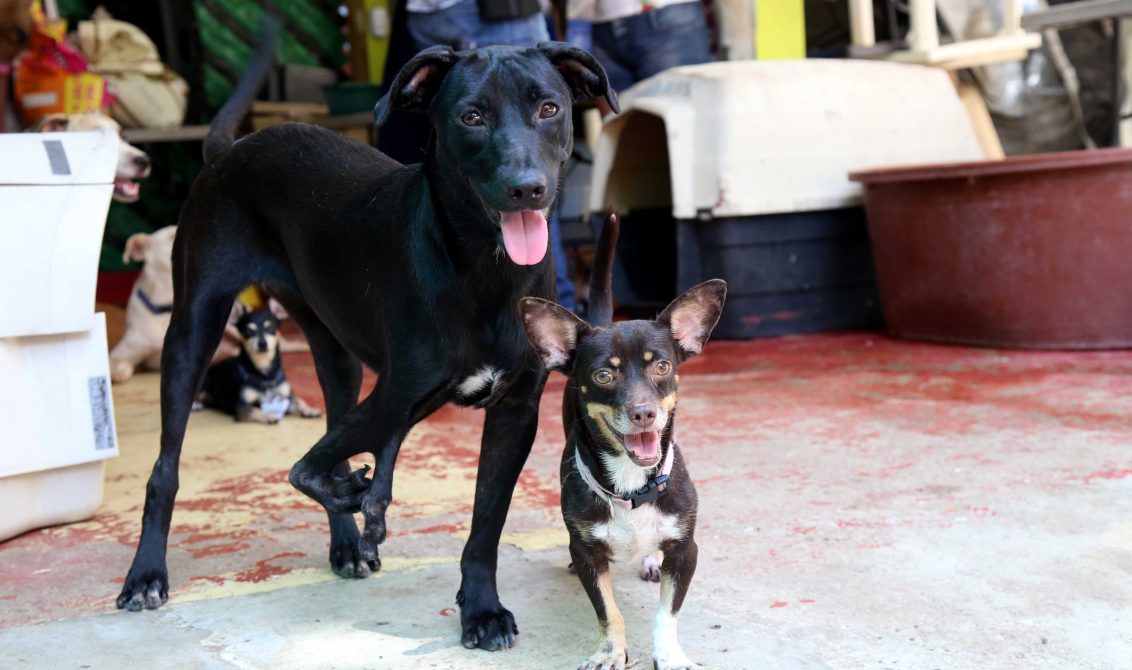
left=0, top=313, right=118, bottom=540
left=0, top=129, right=117, bottom=337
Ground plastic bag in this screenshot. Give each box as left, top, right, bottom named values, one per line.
left=77, top=10, right=188, bottom=129
left=11, top=3, right=106, bottom=124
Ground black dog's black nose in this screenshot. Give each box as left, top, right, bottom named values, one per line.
left=257, top=340, right=269, bottom=352
left=629, top=404, right=657, bottom=429
left=507, top=173, right=548, bottom=207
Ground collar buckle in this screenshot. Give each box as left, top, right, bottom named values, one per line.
left=623, top=473, right=669, bottom=509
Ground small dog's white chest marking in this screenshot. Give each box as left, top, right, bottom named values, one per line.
left=587, top=505, right=683, bottom=560
left=457, top=365, right=503, bottom=399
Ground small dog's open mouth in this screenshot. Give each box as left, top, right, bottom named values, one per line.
left=624, top=430, right=661, bottom=465
left=114, top=177, right=141, bottom=203
left=499, top=210, right=548, bottom=265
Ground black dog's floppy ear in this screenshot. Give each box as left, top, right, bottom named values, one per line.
left=374, top=46, right=459, bottom=127
left=657, top=279, right=727, bottom=360
left=537, top=42, right=620, bottom=114
left=519, top=297, right=591, bottom=371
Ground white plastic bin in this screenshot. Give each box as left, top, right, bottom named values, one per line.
left=0, top=129, right=118, bottom=338
left=0, top=313, right=118, bottom=540
left=587, top=60, right=986, bottom=337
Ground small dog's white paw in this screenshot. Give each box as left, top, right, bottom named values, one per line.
left=578, top=644, right=628, bottom=670
left=653, top=640, right=699, bottom=670
left=639, top=552, right=662, bottom=582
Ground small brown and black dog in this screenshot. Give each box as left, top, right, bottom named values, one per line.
left=520, top=215, right=726, bottom=670
left=197, top=306, right=321, bottom=424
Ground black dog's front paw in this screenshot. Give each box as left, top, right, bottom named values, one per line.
left=457, top=593, right=518, bottom=651
left=115, top=566, right=169, bottom=611
left=328, top=515, right=380, bottom=578
left=290, top=462, right=370, bottom=514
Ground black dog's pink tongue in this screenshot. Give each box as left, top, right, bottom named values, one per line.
left=500, top=210, right=548, bottom=265
left=625, top=431, right=660, bottom=460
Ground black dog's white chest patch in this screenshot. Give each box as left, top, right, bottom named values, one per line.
left=455, top=365, right=508, bottom=408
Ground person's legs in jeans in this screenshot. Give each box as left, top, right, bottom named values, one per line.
left=589, top=22, right=638, bottom=95
left=629, top=2, right=712, bottom=82
left=591, top=1, right=712, bottom=90
left=407, top=0, right=549, bottom=51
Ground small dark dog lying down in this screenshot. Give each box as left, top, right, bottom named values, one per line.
left=521, top=215, right=726, bottom=670
left=196, top=306, right=321, bottom=423
left=115, top=17, right=620, bottom=652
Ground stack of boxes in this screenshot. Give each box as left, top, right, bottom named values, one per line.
left=0, top=129, right=121, bottom=540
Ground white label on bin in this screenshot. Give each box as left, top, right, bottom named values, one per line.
left=88, top=376, right=115, bottom=451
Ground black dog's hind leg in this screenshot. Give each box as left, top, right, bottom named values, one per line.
left=456, top=369, right=547, bottom=651
left=116, top=286, right=241, bottom=611
left=271, top=293, right=377, bottom=578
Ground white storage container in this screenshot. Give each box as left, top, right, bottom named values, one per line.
left=589, top=59, right=985, bottom=219
left=0, top=130, right=120, bottom=540
left=0, top=129, right=118, bottom=337
left=585, top=60, right=986, bottom=338
left=0, top=313, right=118, bottom=540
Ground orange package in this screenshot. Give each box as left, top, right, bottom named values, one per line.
left=12, top=2, right=107, bottom=124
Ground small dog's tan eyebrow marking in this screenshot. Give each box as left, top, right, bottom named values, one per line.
left=609, top=357, right=620, bottom=368
left=580, top=385, right=588, bottom=395
left=675, top=374, right=680, bottom=383
left=643, top=351, right=654, bottom=362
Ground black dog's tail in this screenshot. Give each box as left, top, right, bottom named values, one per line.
left=587, top=212, right=619, bottom=327
left=202, top=14, right=280, bottom=163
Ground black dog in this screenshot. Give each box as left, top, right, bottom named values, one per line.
left=115, top=19, right=619, bottom=652
left=197, top=306, right=322, bottom=424
left=520, top=216, right=726, bottom=670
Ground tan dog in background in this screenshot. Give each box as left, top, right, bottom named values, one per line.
left=34, top=112, right=151, bottom=202
left=109, top=225, right=176, bottom=382
left=110, top=230, right=304, bottom=383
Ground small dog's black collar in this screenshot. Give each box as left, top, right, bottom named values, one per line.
left=137, top=288, right=173, bottom=314
left=573, top=445, right=675, bottom=510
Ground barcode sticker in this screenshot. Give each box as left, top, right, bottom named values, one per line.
left=88, top=376, right=115, bottom=451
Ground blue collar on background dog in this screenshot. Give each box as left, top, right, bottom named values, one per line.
left=137, top=288, right=173, bottom=314
left=574, top=444, right=675, bottom=510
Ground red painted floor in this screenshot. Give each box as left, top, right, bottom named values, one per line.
left=2, top=331, right=1131, bottom=656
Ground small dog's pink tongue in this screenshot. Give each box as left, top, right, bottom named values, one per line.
left=500, top=210, right=548, bottom=265
left=625, top=431, right=660, bottom=460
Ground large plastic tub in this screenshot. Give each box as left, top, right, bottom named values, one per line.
left=851, top=148, right=1132, bottom=349
left=0, top=130, right=118, bottom=337
left=0, top=314, right=118, bottom=540
left=589, top=60, right=985, bottom=338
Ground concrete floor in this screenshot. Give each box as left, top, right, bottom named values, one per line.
left=1, top=333, right=1131, bottom=669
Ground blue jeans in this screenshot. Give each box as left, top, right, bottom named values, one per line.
left=591, top=2, right=713, bottom=93
left=407, top=0, right=550, bottom=51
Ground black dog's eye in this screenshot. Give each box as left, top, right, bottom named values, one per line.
left=593, top=369, right=614, bottom=385
left=654, top=360, right=672, bottom=377
left=539, top=102, right=559, bottom=119
left=461, top=111, right=483, bottom=126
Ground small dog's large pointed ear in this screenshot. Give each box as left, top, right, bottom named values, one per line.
left=519, top=297, right=590, bottom=371
left=122, top=232, right=152, bottom=264
left=537, top=42, right=619, bottom=114
left=374, top=46, right=459, bottom=127
left=657, top=279, right=727, bottom=360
